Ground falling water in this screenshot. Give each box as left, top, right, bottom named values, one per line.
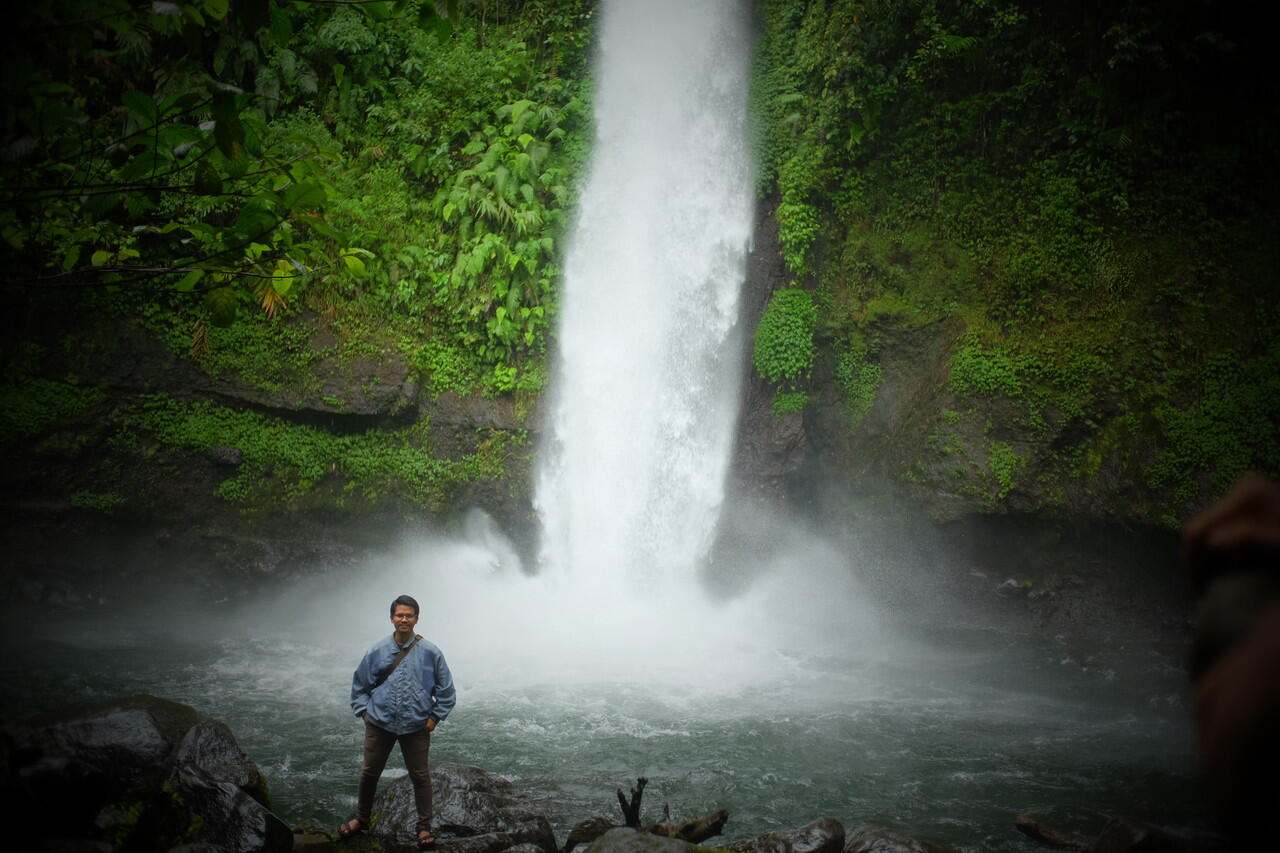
left=534, top=0, right=755, bottom=595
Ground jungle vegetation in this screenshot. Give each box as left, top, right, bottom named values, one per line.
left=2, top=0, right=1276, bottom=524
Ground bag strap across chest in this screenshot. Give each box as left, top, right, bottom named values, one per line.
left=373, top=634, right=422, bottom=688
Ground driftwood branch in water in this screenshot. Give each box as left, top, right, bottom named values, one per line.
left=1014, top=814, right=1088, bottom=850
left=647, top=808, right=730, bottom=843
left=617, top=777, right=647, bottom=828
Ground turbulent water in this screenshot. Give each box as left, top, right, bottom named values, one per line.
left=0, top=533, right=1208, bottom=852
left=534, top=0, right=754, bottom=593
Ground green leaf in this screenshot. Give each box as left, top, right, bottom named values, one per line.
left=204, top=287, right=238, bottom=327
left=175, top=270, right=205, bottom=292
left=305, top=216, right=344, bottom=242
left=268, top=6, right=293, bottom=44
left=211, top=91, right=244, bottom=158
left=119, top=152, right=162, bottom=182
left=202, top=0, right=230, bottom=20
left=283, top=182, right=327, bottom=212
left=341, top=251, right=367, bottom=278
left=122, top=90, right=157, bottom=125
left=232, top=201, right=277, bottom=241
left=193, top=161, right=223, bottom=195
left=272, top=259, right=295, bottom=296
left=364, top=2, right=393, bottom=22
left=91, top=250, right=111, bottom=267
left=159, top=123, right=202, bottom=152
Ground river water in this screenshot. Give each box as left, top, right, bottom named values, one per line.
left=0, top=530, right=1211, bottom=853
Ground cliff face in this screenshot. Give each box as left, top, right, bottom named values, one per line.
left=0, top=304, right=540, bottom=601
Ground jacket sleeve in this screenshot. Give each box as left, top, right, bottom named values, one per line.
left=350, top=648, right=377, bottom=718
left=430, top=651, right=456, bottom=722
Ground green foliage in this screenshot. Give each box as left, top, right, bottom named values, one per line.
left=777, top=201, right=820, bottom=276
left=197, top=314, right=325, bottom=393
left=755, top=0, right=1280, bottom=520
left=947, top=334, right=1022, bottom=397
left=3, top=0, right=596, bottom=410
left=834, top=333, right=882, bottom=428
left=771, top=391, right=808, bottom=415
left=753, top=288, right=819, bottom=387
left=408, top=337, right=483, bottom=397
left=0, top=0, right=359, bottom=326
left=122, top=395, right=516, bottom=511
left=987, top=440, right=1025, bottom=500
left=1148, top=343, right=1280, bottom=503
left=305, top=2, right=593, bottom=373
left=0, top=378, right=104, bottom=445
left=69, top=490, right=125, bottom=514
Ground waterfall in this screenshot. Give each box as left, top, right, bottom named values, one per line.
left=534, top=0, right=755, bottom=596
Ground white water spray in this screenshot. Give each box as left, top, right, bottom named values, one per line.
left=222, top=0, right=884, bottom=691
left=535, top=0, right=756, bottom=596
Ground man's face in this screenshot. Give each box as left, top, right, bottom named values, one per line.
left=391, top=605, right=419, bottom=637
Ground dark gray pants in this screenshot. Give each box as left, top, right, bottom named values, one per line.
left=356, top=719, right=433, bottom=832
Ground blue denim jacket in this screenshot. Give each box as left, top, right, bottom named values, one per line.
left=350, top=634, right=456, bottom=735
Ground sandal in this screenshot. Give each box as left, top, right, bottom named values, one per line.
left=418, top=830, right=438, bottom=850
left=338, top=818, right=366, bottom=839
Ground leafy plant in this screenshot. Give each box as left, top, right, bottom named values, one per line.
left=753, top=288, right=819, bottom=388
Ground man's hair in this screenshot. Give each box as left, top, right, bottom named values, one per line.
left=390, top=594, right=420, bottom=617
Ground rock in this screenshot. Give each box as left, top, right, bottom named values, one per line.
left=173, top=719, right=271, bottom=806
left=2, top=695, right=288, bottom=853
left=565, top=815, right=618, bottom=852
left=728, top=818, right=845, bottom=853
left=49, top=706, right=177, bottom=776
left=172, top=763, right=293, bottom=853
left=1088, top=817, right=1192, bottom=853
left=289, top=832, right=335, bottom=853
left=583, top=827, right=701, bottom=853
left=371, top=764, right=556, bottom=853
left=842, top=824, right=958, bottom=853
left=210, top=445, right=243, bottom=466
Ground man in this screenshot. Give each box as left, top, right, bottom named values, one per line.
left=340, top=594, right=456, bottom=849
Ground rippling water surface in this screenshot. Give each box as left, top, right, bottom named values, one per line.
left=0, top=550, right=1209, bottom=853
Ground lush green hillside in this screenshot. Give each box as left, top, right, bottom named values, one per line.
left=752, top=0, right=1280, bottom=524
left=1, top=0, right=592, bottom=523
left=2, top=0, right=1276, bottom=533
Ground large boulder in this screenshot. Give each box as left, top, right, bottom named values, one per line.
left=1088, top=816, right=1195, bottom=853
left=171, top=763, right=293, bottom=853
left=2, top=695, right=289, bottom=853
left=583, top=827, right=702, bottom=853
left=842, top=824, right=958, bottom=853
left=728, top=818, right=845, bottom=853
left=371, top=763, right=556, bottom=853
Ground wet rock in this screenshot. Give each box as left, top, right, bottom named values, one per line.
left=371, top=764, right=556, bottom=853
left=290, top=831, right=336, bottom=853
left=2, top=695, right=288, bottom=853
left=172, top=763, right=293, bottom=853
left=173, top=719, right=271, bottom=806
left=728, top=818, right=845, bottom=853
left=843, top=824, right=958, bottom=853
left=1088, top=816, right=1193, bottom=853
left=565, top=815, right=618, bottom=852
left=583, top=827, right=700, bottom=853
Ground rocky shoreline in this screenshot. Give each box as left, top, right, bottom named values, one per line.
left=2, top=695, right=1217, bottom=853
